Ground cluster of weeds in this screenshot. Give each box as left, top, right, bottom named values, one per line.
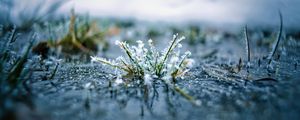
left=32, top=9, right=109, bottom=60
left=92, top=34, right=193, bottom=81
left=0, top=28, right=35, bottom=119
left=91, top=34, right=200, bottom=105
left=0, top=0, right=67, bottom=31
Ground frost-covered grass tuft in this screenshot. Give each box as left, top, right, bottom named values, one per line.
left=92, top=34, right=199, bottom=106
left=91, top=34, right=194, bottom=82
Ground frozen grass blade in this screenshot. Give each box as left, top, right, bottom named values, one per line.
left=7, top=33, right=35, bottom=87
left=244, top=25, right=251, bottom=69
left=174, top=86, right=200, bottom=106
left=8, top=25, right=17, bottom=43
left=267, top=11, right=283, bottom=65
left=157, top=34, right=185, bottom=76
left=160, top=35, right=178, bottom=67
left=49, top=63, right=59, bottom=80
left=91, top=56, right=128, bottom=72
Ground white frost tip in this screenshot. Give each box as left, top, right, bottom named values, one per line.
left=178, top=43, right=182, bottom=48
left=173, top=34, right=178, bottom=39
left=115, top=40, right=121, bottom=45
left=137, top=40, right=144, bottom=48
left=179, top=36, right=186, bottom=40
left=185, top=51, right=192, bottom=56
left=136, top=40, right=143, bottom=44
left=90, top=56, right=97, bottom=62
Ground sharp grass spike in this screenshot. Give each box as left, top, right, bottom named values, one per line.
left=267, top=10, right=283, bottom=65
left=244, top=25, right=251, bottom=70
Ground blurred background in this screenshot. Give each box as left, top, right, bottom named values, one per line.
left=1, top=0, right=300, bottom=31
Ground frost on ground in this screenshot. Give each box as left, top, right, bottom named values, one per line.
left=29, top=34, right=300, bottom=120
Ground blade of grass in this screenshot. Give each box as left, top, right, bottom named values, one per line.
left=157, top=34, right=178, bottom=75
left=244, top=25, right=250, bottom=69
left=267, top=10, right=283, bottom=65
left=5, top=33, right=35, bottom=97
left=91, top=56, right=128, bottom=72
